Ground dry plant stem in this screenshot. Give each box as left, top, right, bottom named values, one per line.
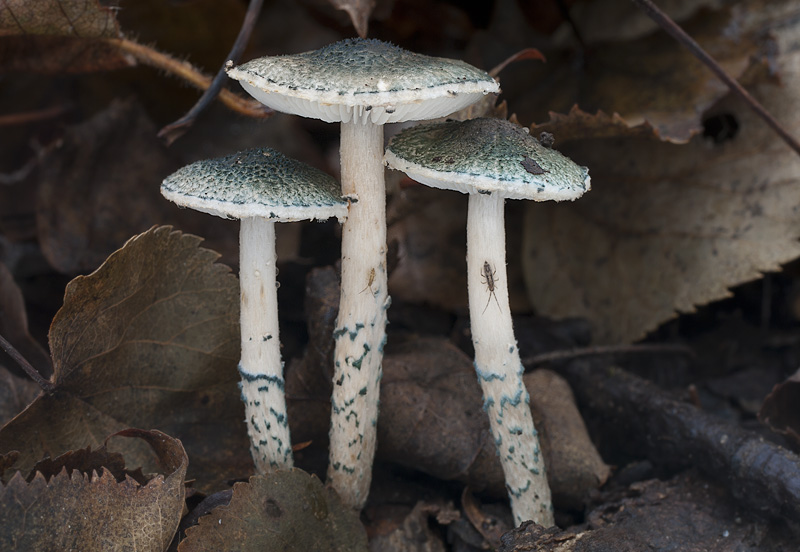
left=523, top=343, right=695, bottom=367
left=0, top=333, right=53, bottom=394
left=158, top=0, right=265, bottom=143
left=0, top=105, right=68, bottom=127
left=238, top=217, right=293, bottom=472
left=328, top=121, right=388, bottom=509
left=106, top=38, right=271, bottom=120
left=467, top=193, right=553, bottom=527
left=630, top=0, right=800, bottom=157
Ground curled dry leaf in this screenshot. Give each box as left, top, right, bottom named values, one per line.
left=0, top=0, right=134, bottom=73
left=178, top=469, right=368, bottom=552
left=0, top=429, right=187, bottom=552
left=524, top=10, right=800, bottom=344
left=0, top=226, right=251, bottom=492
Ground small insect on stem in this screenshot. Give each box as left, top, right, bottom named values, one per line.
left=360, top=267, right=376, bottom=295
left=481, top=261, right=501, bottom=313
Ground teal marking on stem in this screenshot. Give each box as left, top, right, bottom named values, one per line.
left=269, top=407, right=286, bottom=425
left=498, top=388, right=525, bottom=415
left=509, top=479, right=532, bottom=498
left=238, top=368, right=285, bottom=389
left=475, top=362, right=506, bottom=382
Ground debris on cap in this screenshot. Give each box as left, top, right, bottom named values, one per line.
left=384, top=117, right=590, bottom=201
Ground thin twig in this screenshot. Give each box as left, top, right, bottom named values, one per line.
left=630, top=0, right=800, bottom=157
left=106, top=37, right=271, bottom=120
left=522, top=342, right=694, bottom=368
left=0, top=333, right=54, bottom=394
left=0, top=104, right=70, bottom=127
left=158, top=0, right=267, bottom=145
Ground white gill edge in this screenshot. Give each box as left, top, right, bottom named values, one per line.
left=383, top=149, right=591, bottom=202
left=237, top=80, right=493, bottom=125
left=161, top=187, right=348, bottom=223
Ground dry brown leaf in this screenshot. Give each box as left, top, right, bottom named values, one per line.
left=367, top=500, right=455, bottom=552
left=531, top=105, right=662, bottom=145
left=522, top=10, right=800, bottom=344
left=0, top=0, right=134, bottom=73
left=498, top=471, right=790, bottom=551
left=526, top=369, right=610, bottom=510
left=327, top=0, right=375, bottom=38
left=0, top=429, right=187, bottom=551
left=178, top=469, right=368, bottom=552
left=0, top=365, right=40, bottom=428
left=377, top=337, right=506, bottom=498
left=508, top=4, right=767, bottom=144
left=567, top=0, right=726, bottom=44
left=0, top=261, right=51, bottom=379
left=0, top=226, right=251, bottom=491
left=36, top=98, right=180, bottom=274
left=759, top=368, right=800, bottom=448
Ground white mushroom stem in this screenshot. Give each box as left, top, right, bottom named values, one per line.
left=466, top=192, right=553, bottom=527
left=238, top=216, right=293, bottom=473
left=328, top=120, right=388, bottom=509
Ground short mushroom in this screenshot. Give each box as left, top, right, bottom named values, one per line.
left=384, top=117, right=590, bottom=527
left=161, top=147, right=348, bottom=474
left=226, top=38, right=499, bottom=508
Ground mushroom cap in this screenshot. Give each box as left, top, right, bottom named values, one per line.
left=161, top=148, right=348, bottom=222
left=384, top=118, right=590, bottom=201
left=226, top=38, right=500, bottom=125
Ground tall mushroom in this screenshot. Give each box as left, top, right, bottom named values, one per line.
left=161, top=147, right=348, bottom=474
left=384, top=117, right=590, bottom=527
left=226, top=38, right=499, bottom=508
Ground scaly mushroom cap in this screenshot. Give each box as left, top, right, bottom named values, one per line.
left=226, top=38, right=500, bottom=125
left=161, top=148, right=348, bottom=222
left=384, top=117, right=591, bottom=201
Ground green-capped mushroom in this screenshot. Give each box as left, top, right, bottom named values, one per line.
left=384, top=117, right=590, bottom=527
left=162, top=148, right=347, bottom=474
left=227, top=38, right=499, bottom=509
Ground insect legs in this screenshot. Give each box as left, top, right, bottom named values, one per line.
left=481, top=261, right=501, bottom=313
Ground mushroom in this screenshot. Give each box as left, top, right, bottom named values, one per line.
left=161, top=147, right=348, bottom=474
left=226, top=38, right=499, bottom=508
left=384, top=117, right=590, bottom=527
